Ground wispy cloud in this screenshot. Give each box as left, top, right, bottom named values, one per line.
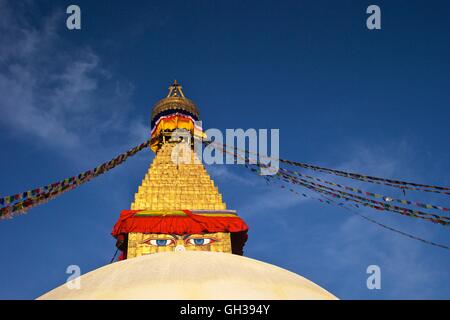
left=0, top=1, right=148, bottom=164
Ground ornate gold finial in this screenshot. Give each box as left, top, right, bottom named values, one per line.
left=151, top=81, right=199, bottom=124
left=167, top=80, right=185, bottom=98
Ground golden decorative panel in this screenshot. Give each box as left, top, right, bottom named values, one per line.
left=127, top=232, right=232, bottom=258
left=130, top=142, right=226, bottom=211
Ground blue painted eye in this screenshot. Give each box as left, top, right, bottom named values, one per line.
left=157, top=239, right=168, bottom=246
left=194, top=239, right=204, bottom=245
left=149, top=239, right=174, bottom=246
left=187, top=238, right=213, bottom=245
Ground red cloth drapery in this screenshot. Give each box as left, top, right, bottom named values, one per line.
left=111, top=209, right=248, bottom=236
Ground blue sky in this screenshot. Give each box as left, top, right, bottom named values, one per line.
left=0, top=0, right=449, bottom=299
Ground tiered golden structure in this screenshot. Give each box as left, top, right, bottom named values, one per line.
left=127, top=142, right=232, bottom=258
left=130, top=143, right=226, bottom=211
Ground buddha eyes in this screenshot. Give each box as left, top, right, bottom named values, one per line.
left=187, top=238, right=214, bottom=246
left=148, top=239, right=175, bottom=246
left=144, top=237, right=215, bottom=246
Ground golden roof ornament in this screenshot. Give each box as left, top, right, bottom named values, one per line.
left=167, top=80, right=185, bottom=98
left=151, top=80, right=199, bottom=124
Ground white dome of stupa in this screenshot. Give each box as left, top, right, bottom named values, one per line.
left=38, top=251, right=337, bottom=300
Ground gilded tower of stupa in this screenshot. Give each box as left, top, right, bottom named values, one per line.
left=112, top=81, right=248, bottom=259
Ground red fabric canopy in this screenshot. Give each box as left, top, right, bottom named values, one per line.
left=112, top=209, right=248, bottom=237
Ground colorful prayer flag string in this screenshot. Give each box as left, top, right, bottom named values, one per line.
left=206, top=140, right=450, bottom=226
left=279, top=168, right=450, bottom=213
left=205, top=140, right=450, bottom=195
left=277, top=169, right=450, bottom=222
left=284, top=185, right=450, bottom=251
left=248, top=163, right=450, bottom=251
left=277, top=170, right=450, bottom=226
left=0, top=140, right=151, bottom=220
left=279, top=159, right=450, bottom=194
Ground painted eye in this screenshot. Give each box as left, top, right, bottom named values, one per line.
left=187, top=238, right=214, bottom=246
left=148, top=239, right=174, bottom=246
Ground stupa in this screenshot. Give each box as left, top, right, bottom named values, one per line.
left=38, top=81, right=337, bottom=300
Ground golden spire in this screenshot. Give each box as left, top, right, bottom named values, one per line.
left=151, top=81, right=199, bottom=124
left=111, top=81, right=248, bottom=260
left=166, top=79, right=185, bottom=98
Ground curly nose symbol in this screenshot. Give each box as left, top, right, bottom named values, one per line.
left=175, top=245, right=186, bottom=252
